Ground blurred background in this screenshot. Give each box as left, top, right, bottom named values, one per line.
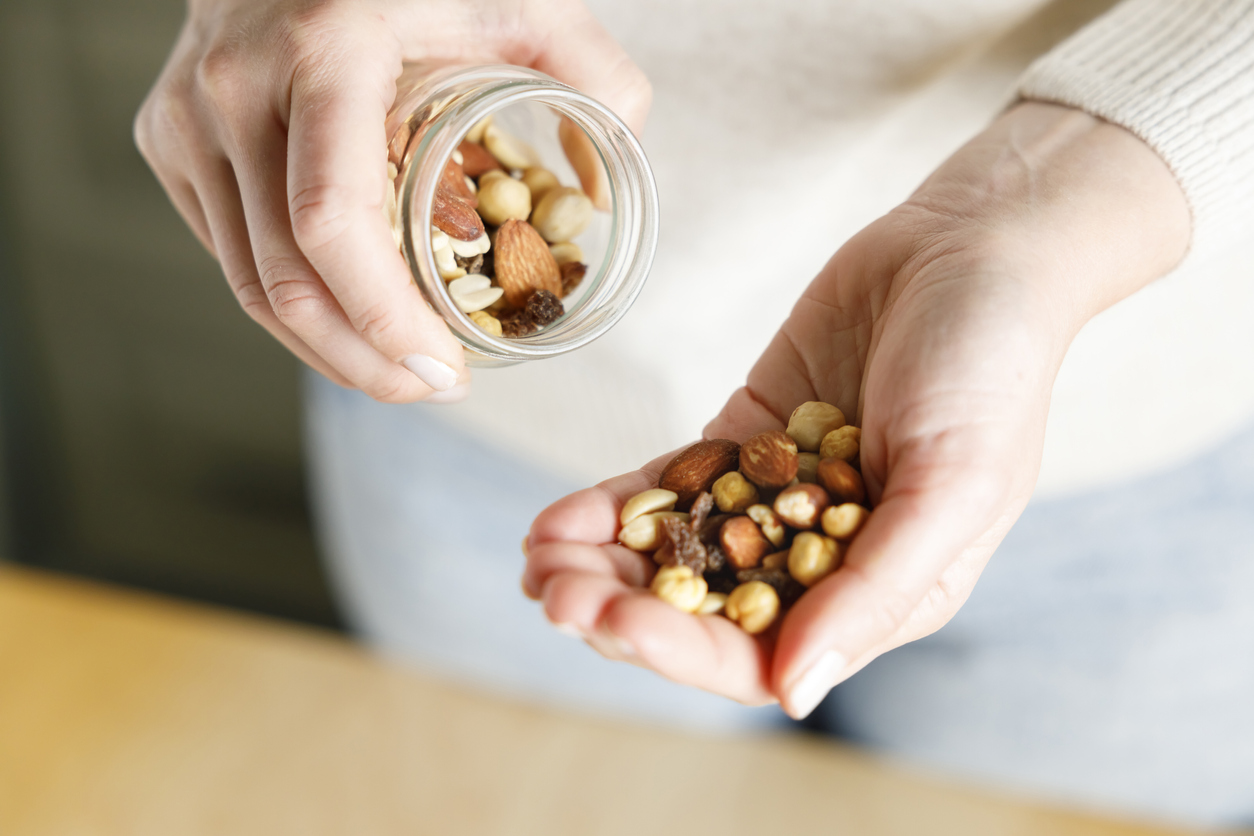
left=0, top=0, right=342, bottom=628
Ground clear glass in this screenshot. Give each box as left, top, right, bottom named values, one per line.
left=385, top=64, right=659, bottom=367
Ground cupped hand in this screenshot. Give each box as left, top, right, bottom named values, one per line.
left=524, top=102, right=1190, bottom=716
left=135, top=0, right=650, bottom=402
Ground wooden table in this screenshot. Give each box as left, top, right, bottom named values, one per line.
left=0, top=564, right=1211, bottom=836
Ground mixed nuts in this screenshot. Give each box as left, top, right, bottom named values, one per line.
left=619, top=401, right=870, bottom=635
left=386, top=112, right=600, bottom=339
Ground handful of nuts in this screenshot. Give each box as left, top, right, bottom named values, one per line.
left=387, top=113, right=599, bottom=339
left=617, top=401, right=871, bottom=635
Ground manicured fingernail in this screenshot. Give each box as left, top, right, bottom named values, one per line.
left=520, top=536, right=530, bottom=558
left=554, top=622, right=585, bottom=639
left=402, top=354, right=458, bottom=391
left=785, top=650, right=846, bottom=719
left=594, top=626, right=637, bottom=660
left=424, top=382, right=470, bottom=404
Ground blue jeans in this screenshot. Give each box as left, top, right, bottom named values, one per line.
left=305, top=370, right=1254, bottom=826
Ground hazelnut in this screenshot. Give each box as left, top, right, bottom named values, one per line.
left=658, top=439, right=740, bottom=508
left=468, top=310, right=503, bottom=337
left=762, top=550, right=789, bottom=571
left=786, top=402, right=847, bottom=452
left=651, top=565, right=708, bottom=613
left=620, top=488, right=679, bottom=526
left=773, top=483, right=831, bottom=529
left=696, top=592, right=728, bottom=616
left=520, top=166, right=561, bottom=202
left=619, top=511, right=689, bottom=552
left=549, top=241, right=584, bottom=265
left=530, top=186, right=594, bottom=243
left=820, top=426, right=861, bottom=462
left=816, top=458, right=866, bottom=505
left=476, top=174, right=532, bottom=226
left=725, top=581, right=781, bottom=634
left=712, top=471, right=759, bottom=513
left=797, top=452, right=820, bottom=484
left=483, top=122, right=540, bottom=169
left=745, top=504, right=787, bottom=547
left=821, top=503, right=870, bottom=540
left=465, top=114, right=493, bottom=144
left=788, top=532, right=842, bottom=587
left=720, top=516, right=773, bottom=569
left=739, top=431, right=799, bottom=488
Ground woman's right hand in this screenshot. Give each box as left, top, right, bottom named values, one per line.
left=135, top=0, right=650, bottom=402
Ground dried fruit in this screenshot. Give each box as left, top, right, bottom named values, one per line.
left=524, top=289, right=564, bottom=327
left=687, top=492, right=716, bottom=533
left=493, top=219, right=562, bottom=308
left=560, top=261, right=588, bottom=296
left=786, top=402, right=846, bottom=452
left=658, top=439, right=741, bottom=509
left=773, top=483, right=831, bottom=530
left=739, top=431, right=799, bottom=488
left=719, top=516, right=773, bottom=570
left=816, top=458, right=866, bottom=505
left=660, top=515, right=708, bottom=574
left=619, top=511, right=689, bottom=552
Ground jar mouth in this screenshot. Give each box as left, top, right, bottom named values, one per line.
left=398, top=67, right=658, bottom=363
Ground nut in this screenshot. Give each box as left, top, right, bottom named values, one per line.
left=448, top=274, right=504, bottom=313
left=788, top=532, right=842, bottom=587
left=786, top=402, right=847, bottom=452
left=521, top=166, right=561, bottom=202
left=458, top=139, right=501, bottom=178
left=762, top=550, right=789, bottom=571
left=725, top=581, right=780, bottom=634
left=559, top=116, right=611, bottom=211
left=464, top=114, right=493, bottom=144
left=388, top=120, right=412, bottom=167
left=484, top=122, right=540, bottom=169
left=719, top=516, right=773, bottom=570
left=797, top=452, right=820, bottom=484
left=658, top=439, right=740, bottom=508
left=479, top=170, right=510, bottom=185
left=432, top=184, right=486, bottom=242
left=651, top=565, right=708, bottom=613
left=434, top=242, right=465, bottom=280
left=696, top=591, right=728, bottom=616
left=549, top=241, right=584, bottom=265
left=820, top=425, right=861, bottom=462
left=712, top=471, right=759, bottom=513
left=773, top=483, right=831, bottom=530
left=739, top=431, right=799, bottom=488
left=468, top=310, right=503, bottom=337
left=530, top=186, right=594, bottom=243
left=816, top=458, right=866, bottom=505
left=620, top=488, right=679, bottom=526
left=477, top=175, right=532, bottom=226
left=821, top=503, right=870, bottom=540
left=493, top=220, right=562, bottom=308
left=619, top=511, right=689, bottom=552
left=745, top=504, right=787, bottom=547
left=448, top=231, right=491, bottom=258
left=441, top=157, right=477, bottom=205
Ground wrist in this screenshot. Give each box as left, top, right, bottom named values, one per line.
left=899, top=101, right=1191, bottom=331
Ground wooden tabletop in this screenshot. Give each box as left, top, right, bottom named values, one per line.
left=0, top=564, right=1209, bottom=836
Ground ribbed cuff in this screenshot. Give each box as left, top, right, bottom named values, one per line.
left=1018, top=0, right=1254, bottom=257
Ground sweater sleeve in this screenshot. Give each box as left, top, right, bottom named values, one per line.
left=1017, top=0, right=1254, bottom=256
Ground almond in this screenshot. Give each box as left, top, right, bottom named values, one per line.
left=658, top=439, right=740, bottom=509
left=388, top=120, right=412, bottom=168
left=441, top=157, right=477, bottom=206
left=739, top=431, right=798, bottom=489
left=493, top=219, right=562, bottom=308
left=457, top=140, right=502, bottom=178
left=432, top=185, right=485, bottom=242
left=720, top=516, right=772, bottom=570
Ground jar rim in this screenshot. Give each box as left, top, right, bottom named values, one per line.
left=397, top=66, right=658, bottom=364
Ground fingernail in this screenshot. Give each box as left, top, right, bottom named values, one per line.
left=553, top=622, right=585, bottom=639
left=592, top=625, right=637, bottom=660
left=785, top=650, right=846, bottom=719
left=520, top=536, right=530, bottom=559
left=423, top=382, right=470, bottom=404
left=402, top=354, right=458, bottom=391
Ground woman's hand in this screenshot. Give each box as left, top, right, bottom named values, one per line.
left=135, top=0, right=650, bottom=402
left=524, top=102, right=1190, bottom=716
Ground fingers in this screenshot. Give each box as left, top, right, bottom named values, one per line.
left=772, top=433, right=1016, bottom=719
left=284, top=52, right=466, bottom=398
left=524, top=2, right=652, bottom=135
left=523, top=540, right=654, bottom=599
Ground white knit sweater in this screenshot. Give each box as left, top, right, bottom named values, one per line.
left=422, top=0, right=1254, bottom=499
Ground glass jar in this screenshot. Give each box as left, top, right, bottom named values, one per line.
left=385, top=64, right=658, bottom=367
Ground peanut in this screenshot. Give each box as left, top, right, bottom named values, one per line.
left=620, top=488, right=679, bottom=526
left=651, top=565, right=708, bottom=613
left=618, top=511, right=689, bottom=552
left=725, top=581, right=780, bottom=634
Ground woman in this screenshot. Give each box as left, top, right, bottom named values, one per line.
left=136, top=0, right=1254, bottom=825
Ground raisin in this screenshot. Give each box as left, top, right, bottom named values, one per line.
left=525, top=289, right=564, bottom=326
left=455, top=253, right=483, bottom=275
left=688, top=492, right=715, bottom=533
left=661, top=515, right=707, bottom=575
left=499, top=310, right=537, bottom=338
left=697, top=513, right=731, bottom=548
left=735, top=567, right=805, bottom=608
left=704, top=542, right=729, bottom=574
left=560, top=261, right=587, bottom=296
left=705, top=564, right=738, bottom=595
